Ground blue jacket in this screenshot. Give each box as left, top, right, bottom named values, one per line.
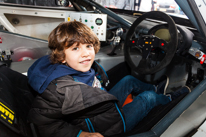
left=28, top=55, right=109, bottom=94
left=28, top=55, right=125, bottom=137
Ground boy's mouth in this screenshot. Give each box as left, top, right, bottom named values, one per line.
left=79, top=59, right=91, bottom=64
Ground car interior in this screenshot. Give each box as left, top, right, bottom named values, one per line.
left=0, top=0, right=206, bottom=137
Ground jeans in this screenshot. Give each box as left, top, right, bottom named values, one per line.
left=109, top=75, right=170, bottom=131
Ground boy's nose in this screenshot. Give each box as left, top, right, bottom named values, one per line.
left=81, top=49, right=90, bottom=57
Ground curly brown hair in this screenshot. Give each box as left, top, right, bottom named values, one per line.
left=48, top=21, right=100, bottom=64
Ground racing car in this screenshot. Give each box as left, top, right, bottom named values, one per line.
left=0, top=0, right=206, bottom=136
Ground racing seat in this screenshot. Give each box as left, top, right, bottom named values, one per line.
left=0, top=61, right=188, bottom=137
left=0, top=64, right=39, bottom=137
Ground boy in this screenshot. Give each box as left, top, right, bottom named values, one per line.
left=28, top=21, right=189, bottom=137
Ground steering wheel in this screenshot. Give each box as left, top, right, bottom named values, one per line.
left=124, top=11, right=178, bottom=75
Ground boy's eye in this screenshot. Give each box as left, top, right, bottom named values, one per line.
left=72, top=47, right=79, bottom=51
left=87, top=45, right=93, bottom=48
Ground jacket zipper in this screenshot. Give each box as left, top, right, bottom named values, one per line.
left=85, top=103, right=126, bottom=133
left=115, top=102, right=126, bottom=132
left=85, top=118, right=95, bottom=133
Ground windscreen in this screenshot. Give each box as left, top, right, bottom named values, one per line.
left=93, top=0, right=186, bottom=17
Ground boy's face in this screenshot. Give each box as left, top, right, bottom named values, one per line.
left=63, top=43, right=95, bottom=72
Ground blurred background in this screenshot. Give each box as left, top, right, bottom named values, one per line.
left=93, top=0, right=185, bottom=16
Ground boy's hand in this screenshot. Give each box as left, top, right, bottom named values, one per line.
left=79, top=131, right=104, bottom=137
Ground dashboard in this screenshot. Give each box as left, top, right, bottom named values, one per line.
left=148, top=24, right=193, bottom=55
left=148, top=24, right=206, bottom=65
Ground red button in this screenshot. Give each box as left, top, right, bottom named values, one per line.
left=200, top=54, right=205, bottom=64
left=0, top=37, right=2, bottom=43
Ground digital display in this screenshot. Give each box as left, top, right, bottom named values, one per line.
left=95, top=18, right=103, bottom=25
left=154, top=29, right=171, bottom=42
left=96, top=19, right=102, bottom=24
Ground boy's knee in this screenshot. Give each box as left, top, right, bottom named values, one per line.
left=122, top=75, right=137, bottom=82
left=140, top=91, right=157, bottom=102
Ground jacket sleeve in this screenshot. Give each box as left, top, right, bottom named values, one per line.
left=28, top=81, right=82, bottom=137
left=28, top=107, right=82, bottom=137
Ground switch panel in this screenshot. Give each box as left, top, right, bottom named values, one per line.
left=65, top=12, right=107, bottom=41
